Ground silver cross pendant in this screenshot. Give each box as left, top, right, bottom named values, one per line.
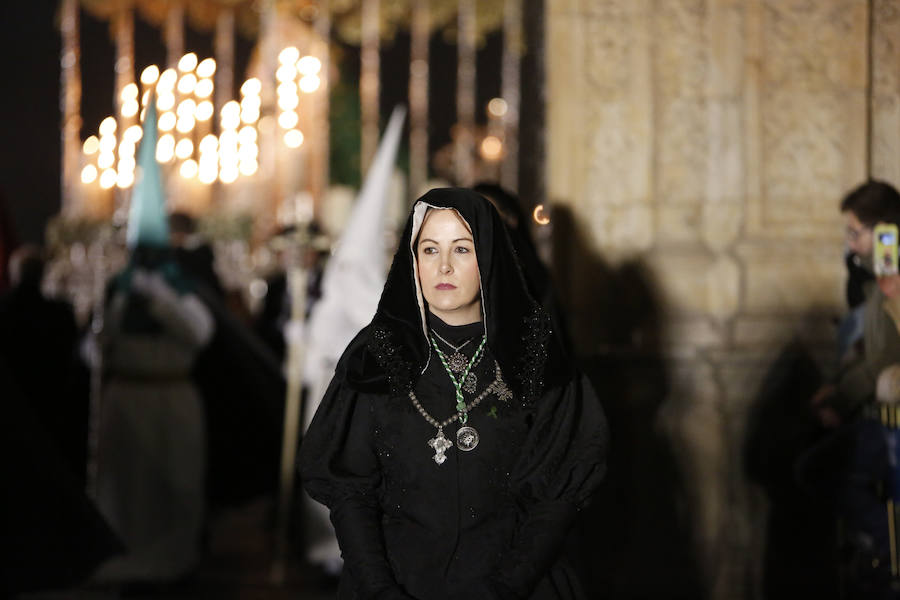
left=428, top=428, right=453, bottom=465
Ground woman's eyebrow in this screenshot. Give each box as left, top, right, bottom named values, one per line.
left=417, top=236, right=474, bottom=245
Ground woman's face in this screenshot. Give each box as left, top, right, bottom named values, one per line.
left=416, top=208, right=482, bottom=325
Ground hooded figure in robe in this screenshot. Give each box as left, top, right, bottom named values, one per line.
left=92, top=99, right=214, bottom=584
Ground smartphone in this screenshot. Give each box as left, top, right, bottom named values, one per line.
left=874, top=223, right=899, bottom=277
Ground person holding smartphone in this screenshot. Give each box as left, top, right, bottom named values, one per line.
left=809, top=180, right=900, bottom=426
left=794, top=181, right=900, bottom=596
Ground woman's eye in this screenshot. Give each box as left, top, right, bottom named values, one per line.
left=422, top=247, right=437, bottom=255
left=455, top=246, right=470, bottom=254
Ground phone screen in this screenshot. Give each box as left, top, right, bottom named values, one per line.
left=875, top=223, right=900, bottom=276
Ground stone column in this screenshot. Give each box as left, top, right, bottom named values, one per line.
left=871, top=0, right=900, bottom=185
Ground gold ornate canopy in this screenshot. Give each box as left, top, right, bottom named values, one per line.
left=78, top=0, right=507, bottom=43
left=63, top=0, right=521, bottom=221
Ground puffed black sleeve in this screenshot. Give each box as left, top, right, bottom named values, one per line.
left=488, top=373, right=608, bottom=599
left=299, top=373, right=413, bottom=600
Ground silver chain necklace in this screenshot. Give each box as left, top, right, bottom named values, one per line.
left=409, top=360, right=512, bottom=465
left=430, top=330, right=475, bottom=373
left=430, top=329, right=474, bottom=352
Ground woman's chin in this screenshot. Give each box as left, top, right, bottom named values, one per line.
left=427, top=306, right=452, bottom=320
left=429, top=301, right=458, bottom=314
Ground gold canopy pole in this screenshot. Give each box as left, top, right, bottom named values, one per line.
left=500, top=0, right=521, bottom=191
left=165, top=0, right=185, bottom=71
left=60, top=0, right=82, bottom=216
left=409, top=0, right=429, bottom=201
left=113, top=2, right=135, bottom=221
left=259, top=0, right=280, bottom=237
left=113, top=5, right=134, bottom=117
left=311, top=0, right=331, bottom=208
left=272, top=233, right=309, bottom=584
left=85, top=225, right=113, bottom=500
left=215, top=8, right=235, bottom=126
left=268, top=0, right=299, bottom=586
left=213, top=8, right=234, bottom=207
left=455, top=0, right=476, bottom=186
left=161, top=1, right=183, bottom=215
left=360, top=0, right=380, bottom=175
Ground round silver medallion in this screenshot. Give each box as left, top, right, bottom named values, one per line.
left=456, top=426, right=479, bottom=451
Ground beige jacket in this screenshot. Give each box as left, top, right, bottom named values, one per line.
left=835, top=280, right=900, bottom=415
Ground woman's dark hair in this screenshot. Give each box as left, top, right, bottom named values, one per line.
left=840, top=179, right=900, bottom=227
left=472, top=182, right=526, bottom=229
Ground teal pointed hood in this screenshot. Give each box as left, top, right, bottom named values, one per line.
left=126, top=98, right=169, bottom=248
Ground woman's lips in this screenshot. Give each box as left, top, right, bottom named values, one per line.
left=435, top=283, right=456, bottom=290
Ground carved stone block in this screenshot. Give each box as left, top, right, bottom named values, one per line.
left=736, top=241, right=844, bottom=313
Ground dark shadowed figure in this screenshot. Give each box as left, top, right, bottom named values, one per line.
left=3, top=353, right=123, bottom=596
left=743, top=340, right=840, bottom=599
left=0, top=245, right=87, bottom=478
left=169, top=211, right=286, bottom=509
left=549, top=205, right=704, bottom=600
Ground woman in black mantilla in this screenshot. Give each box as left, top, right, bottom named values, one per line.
left=300, top=188, right=608, bottom=599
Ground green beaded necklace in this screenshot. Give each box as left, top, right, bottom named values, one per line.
left=430, top=334, right=487, bottom=425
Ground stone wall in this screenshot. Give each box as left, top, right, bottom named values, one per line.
left=547, top=0, right=897, bottom=597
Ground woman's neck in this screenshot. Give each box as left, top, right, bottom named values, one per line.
left=427, top=311, right=484, bottom=344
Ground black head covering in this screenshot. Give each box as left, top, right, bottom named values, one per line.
left=342, top=187, right=571, bottom=403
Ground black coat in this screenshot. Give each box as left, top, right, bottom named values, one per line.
left=300, top=188, right=608, bottom=599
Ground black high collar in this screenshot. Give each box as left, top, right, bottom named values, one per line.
left=427, top=312, right=484, bottom=346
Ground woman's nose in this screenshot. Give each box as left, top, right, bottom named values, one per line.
left=440, top=261, right=452, bottom=274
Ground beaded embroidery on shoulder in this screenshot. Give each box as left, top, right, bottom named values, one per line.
left=367, top=324, right=413, bottom=396
left=514, top=306, right=551, bottom=404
